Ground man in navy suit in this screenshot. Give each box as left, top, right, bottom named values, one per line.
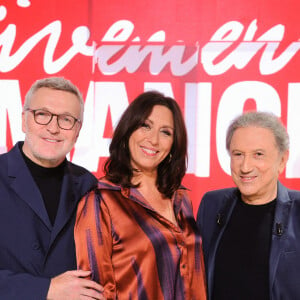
left=0, top=77, right=104, bottom=299
left=197, top=111, right=300, bottom=300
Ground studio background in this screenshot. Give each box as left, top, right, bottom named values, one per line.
left=1, top=0, right=300, bottom=213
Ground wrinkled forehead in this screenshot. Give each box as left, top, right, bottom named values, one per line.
left=230, top=126, right=278, bottom=150
left=30, top=87, right=82, bottom=117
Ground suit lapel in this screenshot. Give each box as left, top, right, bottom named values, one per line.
left=8, top=144, right=52, bottom=230
left=49, top=163, right=79, bottom=246
left=269, top=182, right=292, bottom=292
left=207, top=190, right=238, bottom=295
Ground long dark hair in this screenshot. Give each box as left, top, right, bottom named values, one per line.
left=104, top=91, right=187, bottom=198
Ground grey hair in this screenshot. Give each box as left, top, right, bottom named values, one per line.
left=23, top=77, right=84, bottom=120
left=226, top=111, right=289, bottom=153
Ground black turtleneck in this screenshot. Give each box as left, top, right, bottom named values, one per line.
left=21, top=146, right=66, bottom=225
left=212, top=196, right=276, bottom=300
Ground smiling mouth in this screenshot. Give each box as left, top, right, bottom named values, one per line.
left=141, top=146, right=158, bottom=156
left=44, top=138, right=61, bottom=143
left=240, top=176, right=256, bottom=182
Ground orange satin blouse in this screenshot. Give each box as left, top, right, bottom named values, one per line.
left=74, top=179, right=207, bottom=300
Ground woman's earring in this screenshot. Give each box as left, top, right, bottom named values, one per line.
left=168, top=153, right=172, bottom=163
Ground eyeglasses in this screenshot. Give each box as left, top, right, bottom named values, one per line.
left=25, top=108, right=81, bottom=130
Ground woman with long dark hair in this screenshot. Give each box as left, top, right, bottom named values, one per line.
left=74, top=91, right=207, bottom=299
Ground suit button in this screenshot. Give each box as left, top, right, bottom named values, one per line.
left=32, top=243, right=40, bottom=250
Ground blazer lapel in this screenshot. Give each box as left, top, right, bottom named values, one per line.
left=269, top=182, right=292, bottom=292
left=49, top=163, right=79, bottom=246
left=207, top=190, right=238, bottom=295
left=8, top=145, right=52, bottom=230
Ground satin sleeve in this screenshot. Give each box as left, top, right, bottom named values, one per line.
left=74, top=190, right=117, bottom=300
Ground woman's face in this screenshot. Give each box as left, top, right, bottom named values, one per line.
left=129, top=105, right=174, bottom=174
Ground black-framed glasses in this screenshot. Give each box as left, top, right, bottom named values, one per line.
left=25, top=108, right=81, bottom=130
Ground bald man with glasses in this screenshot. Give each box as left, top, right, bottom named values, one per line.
left=0, top=77, right=104, bottom=299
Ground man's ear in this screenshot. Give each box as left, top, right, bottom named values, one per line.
left=279, top=150, right=289, bottom=174
left=75, top=123, right=82, bottom=140
left=21, top=111, right=26, bottom=133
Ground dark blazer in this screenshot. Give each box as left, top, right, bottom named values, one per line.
left=197, top=182, right=300, bottom=300
left=0, top=142, right=97, bottom=299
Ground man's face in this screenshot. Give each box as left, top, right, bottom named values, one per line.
left=229, top=126, right=288, bottom=204
left=22, top=87, right=82, bottom=167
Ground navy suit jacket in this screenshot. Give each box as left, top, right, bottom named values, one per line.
left=197, top=182, right=300, bottom=300
left=0, top=142, right=97, bottom=299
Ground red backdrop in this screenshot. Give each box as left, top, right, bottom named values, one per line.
left=1, top=0, right=300, bottom=213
